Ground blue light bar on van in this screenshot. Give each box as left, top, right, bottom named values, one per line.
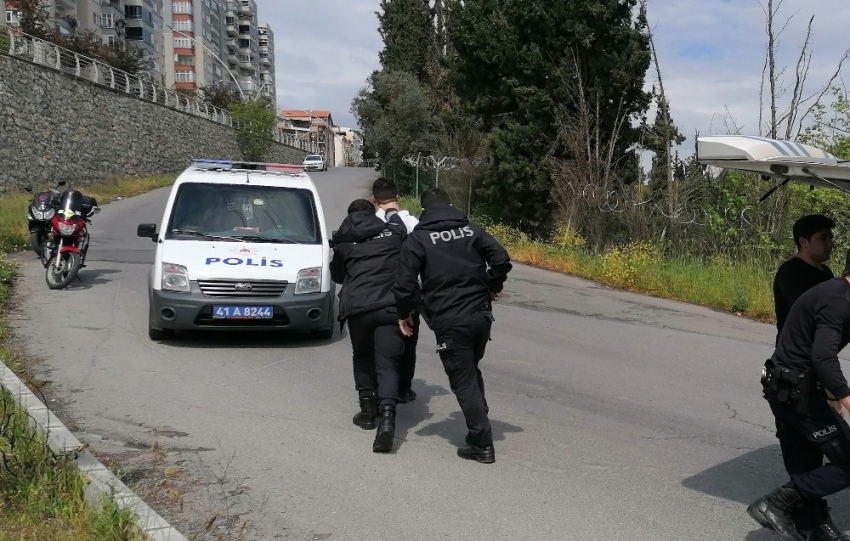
left=190, top=159, right=304, bottom=172
left=192, top=159, right=234, bottom=170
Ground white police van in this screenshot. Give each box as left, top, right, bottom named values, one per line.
left=137, top=159, right=335, bottom=341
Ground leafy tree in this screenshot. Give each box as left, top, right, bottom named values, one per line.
left=198, top=82, right=243, bottom=109
left=350, top=69, right=445, bottom=164
left=12, top=0, right=147, bottom=74
left=448, top=0, right=652, bottom=235
left=228, top=101, right=277, bottom=161
left=376, top=0, right=437, bottom=82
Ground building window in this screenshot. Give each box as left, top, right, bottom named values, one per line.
left=6, top=9, right=21, bottom=25
left=176, top=54, right=194, bottom=66
left=101, top=13, right=114, bottom=28
left=103, top=35, right=116, bottom=46
left=174, top=19, right=192, bottom=31
left=176, top=71, right=195, bottom=83
left=174, top=37, right=192, bottom=49
left=173, top=2, right=191, bottom=14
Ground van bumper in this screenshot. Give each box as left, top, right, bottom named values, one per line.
left=149, top=283, right=335, bottom=333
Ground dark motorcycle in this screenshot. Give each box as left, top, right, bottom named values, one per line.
left=42, top=189, right=100, bottom=290
left=24, top=180, right=67, bottom=256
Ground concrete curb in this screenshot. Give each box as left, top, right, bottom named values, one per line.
left=0, top=363, right=187, bottom=541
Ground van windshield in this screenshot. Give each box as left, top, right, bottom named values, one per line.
left=165, top=182, right=321, bottom=244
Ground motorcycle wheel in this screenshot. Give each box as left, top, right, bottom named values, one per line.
left=29, top=231, right=42, bottom=257
left=45, top=252, right=82, bottom=290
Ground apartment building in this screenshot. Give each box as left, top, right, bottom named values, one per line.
left=333, top=127, right=363, bottom=167
left=279, top=110, right=337, bottom=167
left=3, top=0, right=166, bottom=82
left=123, top=0, right=166, bottom=82
left=164, top=0, right=227, bottom=92
left=257, top=21, right=275, bottom=110
left=162, top=0, right=274, bottom=104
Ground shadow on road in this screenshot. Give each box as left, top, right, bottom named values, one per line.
left=393, top=379, right=451, bottom=452
left=681, top=444, right=850, bottom=534
left=160, top=326, right=347, bottom=349
left=415, top=410, right=524, bottom=447
left=74, top=268, right=123, bottom=289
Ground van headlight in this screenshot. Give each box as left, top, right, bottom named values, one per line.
left=162, top=263, right=190, bottom=292
left=294, top=267, right=321, bottom=295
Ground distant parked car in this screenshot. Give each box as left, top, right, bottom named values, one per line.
left=302, top=155, right=326, bottom=172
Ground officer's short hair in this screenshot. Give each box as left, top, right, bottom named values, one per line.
left=347, top=199, right=374, bottom=214
left=421, top=188, right=452, bottom=209
left=372, top=177, right=398, bottom=203
left=793, top=214, right=835, bottom=248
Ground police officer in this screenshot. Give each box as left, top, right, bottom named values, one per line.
left=748, top=266, right=850, bottom=541
left=371, top=177, right=421, bottom=403
left=770, top=213, right=837, bottom=536
left=330, top=199, right=409, bottom=453
left=773, top=214, right=835, bottom=335
left=393, top=188, right=512, bottom=464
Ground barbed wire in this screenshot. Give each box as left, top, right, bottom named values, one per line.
left=402, top=153, right=485, bottom=171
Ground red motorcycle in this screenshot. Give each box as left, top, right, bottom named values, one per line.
left=42, top=190, right=99, bottom=290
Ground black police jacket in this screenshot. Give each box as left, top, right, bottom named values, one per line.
left=773, top=277, right=850, bottom=399
left=392, top=203, right=512, bottom=335
left=330, top=210, right=408, bottom=324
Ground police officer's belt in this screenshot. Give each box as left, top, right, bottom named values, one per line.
left=761, top=360, right=823, bottom=414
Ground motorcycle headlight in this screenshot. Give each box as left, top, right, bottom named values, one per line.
left=57, top=222, right=77, bottom=235
left=32, top=210, right=44, bottom=220
left=162, top=263, right=190, bottom=292
left=294, top=267, right=321, bottom=295
left=43, top=209, right=55, bottom=220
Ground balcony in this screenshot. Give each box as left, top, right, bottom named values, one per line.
left=259, top=54, right=270, bottom=66
left=226, top=22, right=238, bottom=36
left=237, top=54, right=253, bottom=69
left=225, top=1, right=237, bottom=15
left=238, top=0, right=253, bottom=17
left=226, top=38, right=237, bottom=50
left=239, top=80, right=256, bottom=93
left=227, top=51, right=238, bottom=64
left=55, top=0, right=76, bottom=15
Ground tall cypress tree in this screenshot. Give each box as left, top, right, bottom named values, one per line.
left=376, top=0, right=437, bottom=83
left=448, top=0, right=652, bottom=234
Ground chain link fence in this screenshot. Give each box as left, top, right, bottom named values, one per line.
left=377, top=153, right=486, bottom=213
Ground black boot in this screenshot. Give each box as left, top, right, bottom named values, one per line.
left=372, top=404, right=396, bottom=453
left=352, top=392, right=377, bottom=430
left=808, top=501, right=850, bottom=541
left=457, top=443, right=495, bottom=464
left=747, top=486, right=807, bottom=541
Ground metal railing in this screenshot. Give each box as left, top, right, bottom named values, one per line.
left=0, top=23, right=233, bottom=127
left=1, top=24, right=318, bottom=153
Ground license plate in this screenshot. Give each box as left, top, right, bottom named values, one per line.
left=212, top=305, right=273, bottom=320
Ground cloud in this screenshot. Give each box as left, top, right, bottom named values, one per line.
left=260, top=0, right=850, bottom=150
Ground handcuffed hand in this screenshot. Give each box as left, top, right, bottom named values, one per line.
left=399, top=317, right=415, bottom=337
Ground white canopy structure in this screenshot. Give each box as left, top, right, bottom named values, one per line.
left=696, top=135, right=850, bottom=195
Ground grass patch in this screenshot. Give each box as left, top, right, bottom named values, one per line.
left=0, top=174, right=176, bottom=540
left=399, top=198, right=775, bottom=322
left=0, top=175, right=176, bottom=253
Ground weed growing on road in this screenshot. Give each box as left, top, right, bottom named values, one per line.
left=0, top=174, right=176, bottom=253
left=0, top=174, right=176, bottom=540
left=0, top=389, right=144, bottom=541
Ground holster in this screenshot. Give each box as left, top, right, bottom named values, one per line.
left=761, top=359, right=815, bottom=414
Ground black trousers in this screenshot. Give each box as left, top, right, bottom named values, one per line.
left=435, top=312, right=493, bottom=448
left=399, top=313, right=419, bottom=393
left=348, top=307, right=405, bottom=407
left=768, top=394, right=850, bottom=505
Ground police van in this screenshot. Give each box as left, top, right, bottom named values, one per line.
left=137, top=159, right=336, bottom=341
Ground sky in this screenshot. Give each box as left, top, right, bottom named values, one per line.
left=262, top=0, right=850, bottom=159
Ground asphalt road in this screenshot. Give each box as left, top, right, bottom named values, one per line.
left=9, top=166, right=850, bottom=540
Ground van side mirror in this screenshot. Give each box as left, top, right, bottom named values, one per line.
left=137, top=223, right=158, bottom=242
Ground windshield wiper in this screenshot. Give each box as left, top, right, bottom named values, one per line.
left=232, top=235, right=297, bottom=244
left=170, top=229, right=245, bottom=242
